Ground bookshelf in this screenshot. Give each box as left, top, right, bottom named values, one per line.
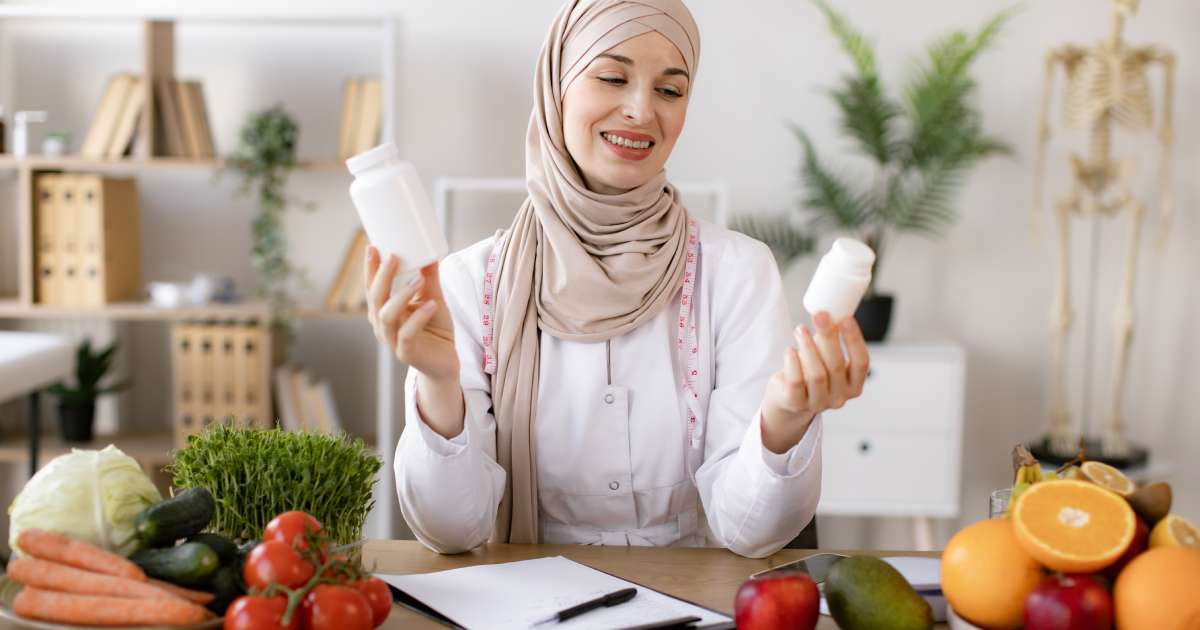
left=0, top=6, right=402, bottom=539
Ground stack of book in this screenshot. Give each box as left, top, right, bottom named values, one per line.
left=171, top=322, right=272, bottom=447
left=79, top=72, right=215, bottom=159
left=273, top=365, right=342, bottom=434
left=338, top=77, right=383, bottom=159
left=324, top=230, right=368, bottom=312
left=34, top=174, right=141, bottom=306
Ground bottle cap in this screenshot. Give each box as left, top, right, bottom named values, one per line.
left=346, top=141, right=400, bottom=176
left=829, top=237, right=876, bottom=274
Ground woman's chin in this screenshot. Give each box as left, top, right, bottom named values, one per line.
left=588, top=166, right=658, bottom=194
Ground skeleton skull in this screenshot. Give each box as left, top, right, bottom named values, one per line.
left=1114, top=0, right=1140, bottom=16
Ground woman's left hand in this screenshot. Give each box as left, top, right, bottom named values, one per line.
left=760, top=311, right=870, bottom=454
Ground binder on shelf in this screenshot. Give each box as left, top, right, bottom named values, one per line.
left=325, top=230, right=367, bottom=311
left=196, top=325, right=217, bottom=431
left=57, top=175, right=83, bottom=306
left=171, top=324, right=198, bottom=447
left=337, top=79, right=362, bottom=160
left=353, top=78, right=382, bottom=155
left=34, top=175, right=62, bottom=305
left=238, top=325, right=271, bottom=429
left=217, top=325, right=239, bottom=423
left=81, top=73, right=137, bottom=158
left=155, top=77, right=188, bottom=158
left=106, top=76, right=146, bottom=158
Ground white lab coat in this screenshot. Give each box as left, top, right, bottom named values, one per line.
left=394, top=219, right=822, bottom=558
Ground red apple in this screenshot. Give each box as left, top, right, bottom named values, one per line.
left=1024, top=574, right=1114, bottom=630
left=734, top=571, right=819, bottom=630
left=1102, top=517, right=1149, bottom=581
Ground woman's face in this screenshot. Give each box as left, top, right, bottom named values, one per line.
left=562, top=32, right=690, bottom=195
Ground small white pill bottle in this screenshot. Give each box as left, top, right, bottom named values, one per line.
left=802, top=237, right=876, bottom=321
left=346, top=142, right=449, bottom=284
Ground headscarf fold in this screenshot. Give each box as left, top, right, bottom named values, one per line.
left=490, top=0, right=701, bottom=543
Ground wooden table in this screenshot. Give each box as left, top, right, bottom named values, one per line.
left=364, top=540, right=944, bottom=629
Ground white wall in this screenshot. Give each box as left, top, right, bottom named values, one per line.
left=2, top=0, right=1197, bottom=548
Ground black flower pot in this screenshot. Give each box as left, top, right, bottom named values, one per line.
left=58, top=401, right=96, bottom=443
left=854, top=294, right=894, bottom=342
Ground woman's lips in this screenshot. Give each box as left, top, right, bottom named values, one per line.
left=600, top=131, right=654, bottom=161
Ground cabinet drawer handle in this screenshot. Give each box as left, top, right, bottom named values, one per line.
left=858, top=440, right=871, bottom=454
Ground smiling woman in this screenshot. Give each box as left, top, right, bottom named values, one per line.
left=563, top=33, right=691, bottom=192
left=371, top=0, right=870, bottom=559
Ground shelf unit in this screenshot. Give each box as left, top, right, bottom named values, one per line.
left=0, top=6, right=402, bottom=540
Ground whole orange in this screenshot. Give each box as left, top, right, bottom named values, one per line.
left=942, top=518, right=1044, bottom=629
left=1114, top=546, right=1200, bottom=630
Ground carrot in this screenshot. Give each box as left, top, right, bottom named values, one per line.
left=148, top=578, right=216, bottom=605
left=7, top=557, right=185, bottom=602
left=12, top=586, right=211, bottom=626
left=16, top=529, right=145, bottom=582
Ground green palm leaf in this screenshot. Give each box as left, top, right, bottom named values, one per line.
left=792, top=128, right=869, bottom=231
left=810, top=0, right=877, bottom=76
left=730, top=213, right=816, bottom=269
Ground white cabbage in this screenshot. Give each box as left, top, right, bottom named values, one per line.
left=8, top=445, right=162, bottom=556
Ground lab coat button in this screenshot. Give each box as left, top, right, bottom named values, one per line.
left=603, top=393, right=615, bottom=404
left=609, top=481, right=620, bottom=491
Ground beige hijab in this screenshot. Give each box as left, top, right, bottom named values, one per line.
left=490, top=0, right=701, bottom=543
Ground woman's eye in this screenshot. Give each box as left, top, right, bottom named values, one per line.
left=658, top=87, right=684, bottom=98
left=598, top=76, right=627, bottom=85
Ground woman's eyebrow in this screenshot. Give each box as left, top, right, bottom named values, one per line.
left=596, top=53, right=690, bottom=80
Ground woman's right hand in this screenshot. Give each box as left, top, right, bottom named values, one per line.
left=365, top=246, right=460, bottom=382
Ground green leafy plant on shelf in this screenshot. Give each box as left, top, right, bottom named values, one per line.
left=749, top=0, right=1013, bottom=294
left=226, top=106, right=313, bottom=329
left=168, top=425, right=381, bottom=545
left=47, top=339, right=127, bottom=406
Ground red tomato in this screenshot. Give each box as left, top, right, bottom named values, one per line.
left=302, top=585, right=373, bottom=630
left=319, top=553, right=352, bottom=583
left=224, top=595, right=298, bottom=630
left=244, top=541, right=315, bottom=590
left=263, top=511, right=324, bottom=552
left=353, top=578, right=393, bottom=627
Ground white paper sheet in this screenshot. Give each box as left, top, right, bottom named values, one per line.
left=378, top=556, right=731, bottom=630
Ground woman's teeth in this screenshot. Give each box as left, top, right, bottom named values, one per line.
left=603, top=133, right=652, bottom=150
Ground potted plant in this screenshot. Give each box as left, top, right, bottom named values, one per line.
left=226, top=105, right=312, bottom=333
left=47, top=339, right=127, bottom=443
left=752, top=0, right=1013, bottom=341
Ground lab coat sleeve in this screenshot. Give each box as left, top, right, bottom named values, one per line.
left=394, top=248, right=507, bottom=554
left=695, top=236, right=822, bottom=559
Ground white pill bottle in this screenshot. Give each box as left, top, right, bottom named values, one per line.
left=802, top=237, right=876, bottom=321
left=346, top=142, right=449, bottom=284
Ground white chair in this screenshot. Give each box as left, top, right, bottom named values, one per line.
left=0, top=332, right=73, bottom=476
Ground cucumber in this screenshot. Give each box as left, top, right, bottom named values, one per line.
left=135, top=487, right=215, bottom=548
left=206, top=566, right=245, bottom=616
left=186, top=533, right=238, bottom=566
left=130, top=542, right=219, bottom=586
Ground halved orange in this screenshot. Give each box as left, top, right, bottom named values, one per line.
left=1012, top=479, right=1137, bottom=573
left=1080, top=460, right=1135, bottom=496
left=1149, top=514, right=1200, bottom=550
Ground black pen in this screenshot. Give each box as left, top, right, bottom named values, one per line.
left=530, top=587, right=638, bottom=625
left=615, top=615, right=703, bottom=630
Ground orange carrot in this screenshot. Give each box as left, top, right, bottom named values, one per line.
left=16, top=529, right=145, bottom=582
left=147, top=578, right=216, bottom=605
left=7, top=557, right=184, bottom=602
left=12, top=586, right=211, bottom=626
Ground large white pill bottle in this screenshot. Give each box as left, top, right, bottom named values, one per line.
left=347, top=142, right=449, bottom=284
left=802, top=238, right=876, bottom=321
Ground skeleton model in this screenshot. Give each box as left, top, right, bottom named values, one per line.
left=1032, top=0, right=1175, bottom=460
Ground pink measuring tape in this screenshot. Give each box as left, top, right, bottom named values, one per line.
left=481, top=218, right=702, bottom=446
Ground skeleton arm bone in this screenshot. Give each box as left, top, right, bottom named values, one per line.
left=1151, top=48, right=1175, bottom=249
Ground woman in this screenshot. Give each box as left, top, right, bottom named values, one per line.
left=366, top=0, right=870, bottom=558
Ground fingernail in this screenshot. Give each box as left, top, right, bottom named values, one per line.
left=800, top=325, right=811, bottom=337
left=420, top=300, right=437, bottom=311
left=407, top=274, right=423, bottom=287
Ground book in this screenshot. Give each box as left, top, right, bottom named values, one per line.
left=325, top=230, right=367, bottom=311
left=353, top=78, right=382, bottom=155
left=80, top=73, right=136, bottom=158
left=106, top=76, right=146, bottom=158
left=183, top=81, right=216, bottom=158
left=155, top=77, right=188, bottom=158
left=338, top=78, right=362, bottom=160
left=174, top=79, right=201, bottom=158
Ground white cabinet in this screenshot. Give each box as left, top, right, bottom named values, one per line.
left=817, top=341, right=965, bottom=546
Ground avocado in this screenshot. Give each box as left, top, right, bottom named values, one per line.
left=824, top=555, right=933, bottom=630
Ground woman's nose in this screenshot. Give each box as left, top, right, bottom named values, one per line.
left=621, top=89, right=653, bottom=125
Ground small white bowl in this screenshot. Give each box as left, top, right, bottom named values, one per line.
left=947, top=606, right=986, bottom=630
